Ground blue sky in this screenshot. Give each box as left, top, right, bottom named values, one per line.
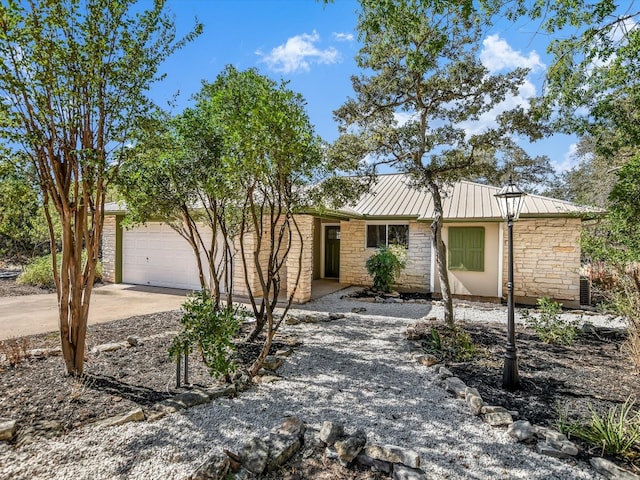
left=152, top=0, right=583, bottom=177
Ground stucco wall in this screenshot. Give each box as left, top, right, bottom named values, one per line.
left=507, top=217, right=582, bottom=307
left=434, top=222, right=501, bottom=298
left=339, top=219, right=431, bottom=290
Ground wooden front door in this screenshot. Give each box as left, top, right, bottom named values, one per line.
left=324, top=226, right=340, bottom=278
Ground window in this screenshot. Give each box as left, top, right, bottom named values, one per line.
left=448, top=227, right=485, bottom=272
left=366, top=224, right=409, bottom=248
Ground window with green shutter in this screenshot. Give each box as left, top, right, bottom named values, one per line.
left=448, top=227, right=485, bottom=272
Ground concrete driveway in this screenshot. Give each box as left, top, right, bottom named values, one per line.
left=0, top=284, right=188, bottom=340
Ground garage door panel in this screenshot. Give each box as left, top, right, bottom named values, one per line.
left=122, top=223, right=224, bottom=291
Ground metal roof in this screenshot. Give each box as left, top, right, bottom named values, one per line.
left=340, top=174, right=605, bottom=221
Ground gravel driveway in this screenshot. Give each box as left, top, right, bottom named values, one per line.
left=0, top=288, right=604, bottom=479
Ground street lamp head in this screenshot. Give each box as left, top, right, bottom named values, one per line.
left=495, top=180, right=527, bottom=221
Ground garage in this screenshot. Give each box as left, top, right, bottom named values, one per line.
left=122, top=222, right=218, bottom=291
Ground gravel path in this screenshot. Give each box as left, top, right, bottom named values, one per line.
left=0, top=289, right=606, bottom=479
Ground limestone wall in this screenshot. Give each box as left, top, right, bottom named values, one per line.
left=339, top=220, right=431, bottom=290
left=101, top=215, right=118, bottom=283
left=508, top=218, right=582, bottom=307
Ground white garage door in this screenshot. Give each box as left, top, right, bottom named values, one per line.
left=123, top=222, right=220, bottom=291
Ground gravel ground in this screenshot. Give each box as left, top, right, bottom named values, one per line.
left=0, top=288, right=610, bottom=480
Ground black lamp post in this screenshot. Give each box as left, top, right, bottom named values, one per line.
left=494, top=180, right=526, bottom=390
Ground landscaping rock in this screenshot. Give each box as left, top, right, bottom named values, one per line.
left=92, top=341, right=129, bottom=353
left=239, top=437, right=269, bottom=474
left=0, top=418, right=17, bottom=441
left=507, top=420, right=536, bottom=442
left=126, top=335, right=143, bottom=347
left=392, top=464, right=428, bottom=480
left=276, top=417, right=306, bottom=438
left=355, top=453, right=392, bottom=473
left=464, top=387, right=484, bottom=415
left=590, top=457, right=640, bottom=480
left=437, top=366, right=454, bottom=379
left=15, top=420, right=63, bottom=447
left=262, top=355, right=285, bottom=371
left=207, top=384, right=236, bottom=399
left=94, top=407, right=145, bottom=428
left=161, top=389, right=210, bottom=411
left=536, top=441, right=574, bottom=459
left=189, top=451, right=230, bottom=480
left=364, top=444, right=420, bottom=468
left=319, top=421, right=344, bottom=445
left=415, top=354, right=439, bottom=367
left=303, top=428, right=325, bottom=449
left=334, top=430, right=367, bottom=465
left=266, top=433, right=302, bottom=471
left=483, top=411, right=513, bottom=427
left=275, top=347, right=293, bottom=357
left=546, top=438, right=579, bottom=456
left=444, top=376, right=467, bottom=397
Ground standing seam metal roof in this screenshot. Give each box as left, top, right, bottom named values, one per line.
left=340, top=174, right=604, bottom=220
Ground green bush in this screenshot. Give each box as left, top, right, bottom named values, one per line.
left=169, top=291, right=242, bottom=382
left=365, top=244, right=407, bottom=293
left=17, top=252, right=103, bottom=289
left=422, top=325, right=480, bottom=362
left=521, top=297, right=580, bottom=345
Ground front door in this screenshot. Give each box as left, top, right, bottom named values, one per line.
left=324, top=226, right=340, bottom=278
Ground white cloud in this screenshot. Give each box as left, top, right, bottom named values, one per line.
left=480, top=34, right=545, bottom=73
left=257, top=31, right=339, bottom=74
left=555, top=143, right=580, bottom=173
left=332, top=32, right=354, bottom=42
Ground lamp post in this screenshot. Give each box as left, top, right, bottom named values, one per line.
left=494, top=180, right=526, bottom=390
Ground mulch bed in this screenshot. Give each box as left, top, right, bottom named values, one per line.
left=436, top=319, right=640, bottom=472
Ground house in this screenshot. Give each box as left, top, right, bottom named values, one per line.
left=102, top=173, right=603, bottom=307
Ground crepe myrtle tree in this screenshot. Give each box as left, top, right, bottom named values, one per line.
left=333, top=0, right=544, bottom=327
left=0, top=0, right=201, bottom=376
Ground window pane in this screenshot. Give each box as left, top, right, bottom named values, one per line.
left=448, top=227, right=484, bottom=271
left=388, top=224, right=409, bottom=247
left=366, top=225, right=386, bottom=248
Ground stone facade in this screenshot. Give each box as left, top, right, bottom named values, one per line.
left=507, top=218, right=582, bottom=307
left=339, top=220, right=431, bottom=291
left=102, top=214, right=118, bottom=283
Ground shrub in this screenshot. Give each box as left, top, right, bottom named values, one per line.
left=422, top=325, right=480, bottom=362
left=169, top=290, right=242, bottom=382
left=0, top=337, right=31, bottom=366
left=365, top=244, right=407, bottom=293
left=521, top=297, right=580, bottom=345
left=17, top=251, right=103, bottom=289
left=568, top=398, right=640, bottom=458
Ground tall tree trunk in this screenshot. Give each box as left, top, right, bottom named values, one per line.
left=427, top=180, right=455, bottom=328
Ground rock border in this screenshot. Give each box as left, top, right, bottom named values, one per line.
left=406, top=330, right=640, bottom=480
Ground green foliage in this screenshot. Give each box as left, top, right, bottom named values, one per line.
left=169, top=291, right=242, bottom=381
left=365, top=245, right=407, bottom=293
left=17, top=252, right=103, bottom=289
left=422, top=325, right=479, bottom=362
left=521, top=297, right=580, bottom=345
left=564, top=398, right=640, bottom=459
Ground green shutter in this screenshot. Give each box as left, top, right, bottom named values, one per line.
left=448, top=227, right=484, bottom=272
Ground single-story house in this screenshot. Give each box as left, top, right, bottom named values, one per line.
left=102, top=173, right=603, bottom=307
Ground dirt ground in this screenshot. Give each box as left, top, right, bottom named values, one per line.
left=1, top=278, right=638, bottom=478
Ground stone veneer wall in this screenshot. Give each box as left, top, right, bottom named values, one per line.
left=339, top=220, right=431, bottom=290
left=102, top=214, right=118, bottom=283
left=507, top=218, right=582, bottom=307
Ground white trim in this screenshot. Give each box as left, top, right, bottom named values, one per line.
left=497, top=221, right=504, bottom=298
left=320, top=223, right=340, bottom=279
left=429, top=234, right=436, bottom=293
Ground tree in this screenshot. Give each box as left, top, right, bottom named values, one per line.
left=0, top=1, right=201, bottom=376
left=0, top=149, right=51, bottom=263
left=334, top=0, right=543, bottom=327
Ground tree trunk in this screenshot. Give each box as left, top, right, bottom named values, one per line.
left=427, top=180, right=455, bottom=328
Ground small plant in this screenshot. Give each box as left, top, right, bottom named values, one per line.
left=422, top=325, right=479, bottom=362
left=169, top=291, right=242, bottom=382
left=521, top=297, right=580, bottom=345
left=17, top=251, right=103, bottom=289
left=0, top=337, right=31, bottom=366
left=365, top=244, right=407, bottom=293
left=568, top=398, right=640, bottom=458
